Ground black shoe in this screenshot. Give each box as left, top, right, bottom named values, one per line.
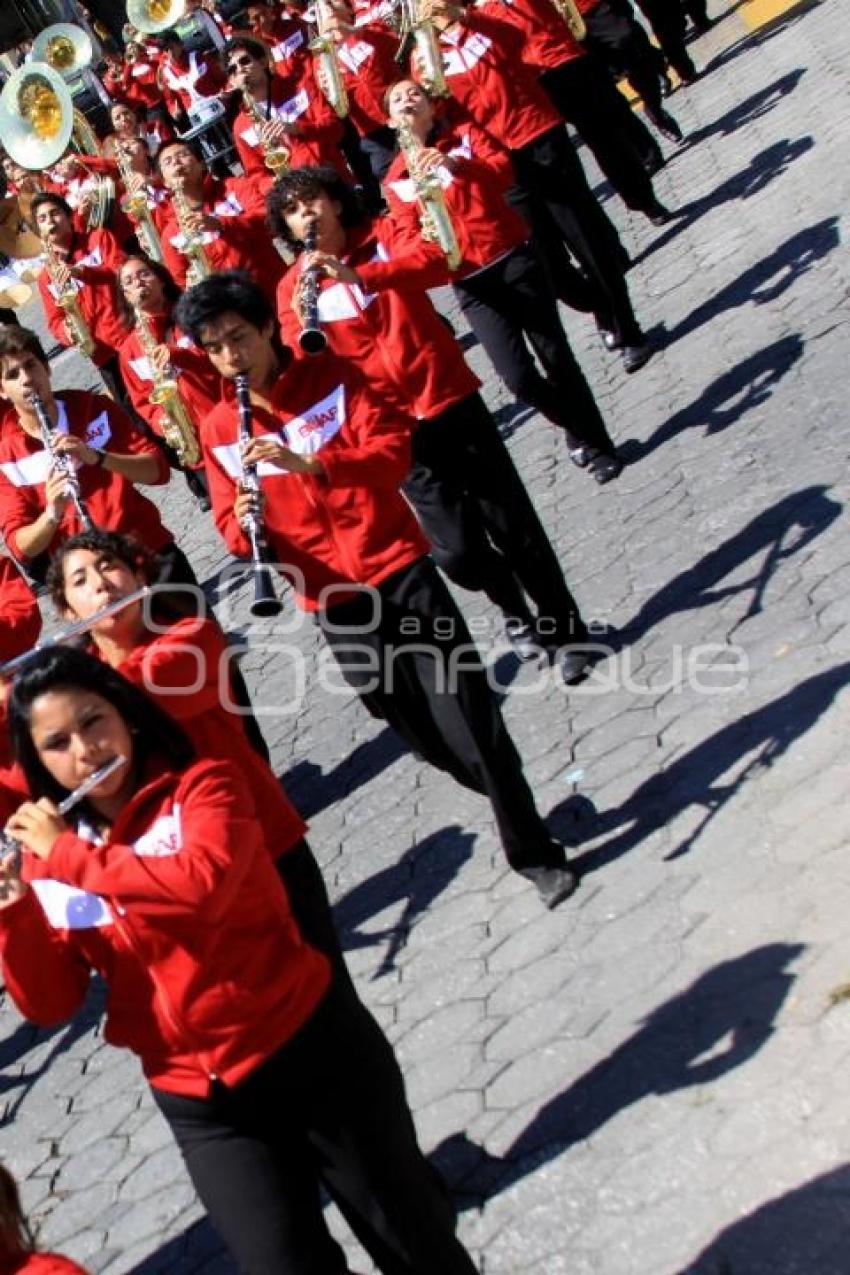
left=505, top=617, right=541, bottom=661
left=660, top=72, right=674, bottom=97
left=521, top=863, right=579, bottom=910
left=589, top=453, right=624, bottom=485
left=646, top=201, right=674, bottom=226
left=557, top=648, right=594, bottom=685
left=648, top=110, right=684, bottom=143
left=622, top=341, right=654, bottom=374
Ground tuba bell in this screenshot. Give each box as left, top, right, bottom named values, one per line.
left=125, top=0, right=188, bottom=36
left=31, top=24, right=96, bottom=81
left=0, top=63, right=74, bottom=171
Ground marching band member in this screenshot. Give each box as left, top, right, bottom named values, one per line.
left=107, top=101, right=174, bottom=160
left=117, top=254, right=214, bottom=511
left=176, top=270, right=579, bottom=908
left=0, top=556, right=40, bottom=668
left=31, top=193, right=129, bottom=386
left=633, top=0, right=699, bottom=88
left=156, top=139, right=285, bottom=299
left=413, top=0, right=656, bottom=371
left=224, top=35, right=350, bottom=184
left=271, top=166, right=598, bottom=672
left=221, top=0, right=312, bottom=74
left=0, top=645, right=480, bottom=1274
left=383, top=79, right=625, bottom=482
left=154, top=30, right=228, bottom=128
left=0, top=326, right=192, bottom=590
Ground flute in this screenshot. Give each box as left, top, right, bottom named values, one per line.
left=0, top=754, right=126, bottom=892
left=30, top=392, right=96, bottom=534
left=234, top=374, right=283, bottom=618
left=298, top=223, right=327, bottom=356
left=0, top=586, right=152, bottom=681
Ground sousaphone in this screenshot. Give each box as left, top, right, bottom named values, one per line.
left=125, top=0, right=188, bottom=35
left=0, top=62, right=74, bottom=171
left=31, top=24, right=96, bottom=81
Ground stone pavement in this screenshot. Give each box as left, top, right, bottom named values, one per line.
left=3, top=1, right=850, bottom=1270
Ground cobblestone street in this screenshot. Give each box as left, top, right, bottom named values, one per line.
left=2, top=0, right=850, bottom=1270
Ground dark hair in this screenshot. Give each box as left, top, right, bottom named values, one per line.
left=223, top=35, right=270, bottom=66
left=155, top=136, right=203, bottom=173
left=47, top=529, right=158, bottom=613
left=109, top=98, right=142, bottom=121
left=29, top=191, right=74, bottom=222
left=0, top=324, right=48, bottom=372
left=382, top=77, right=434, bottom=117
left=0, top=1163, right=33, bottom=1257
left=266, top=165, right=366, bottom=247
left=174, top=270, right=274, bottom=345
left=8, top=646, right=195, bottom=808
left=115, top=253, right=181, bottom=328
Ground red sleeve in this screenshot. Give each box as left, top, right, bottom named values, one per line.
left=94, top=394, right=170, bottom=482
left=203, top=409, right=252, bottom=559
left=0, top=556, right=41, bottom=663
left=0, top=472, right=44, bottom=562
left=21, top=1255, right=91, bottom=1274
left=46, top=763, right=263, bottom=920
left=354, top=230, right=451, bottom=293
left=37, top=273, right=69, bottom=348
left=120, top=619, right=227, bottom=721
left=319, top=370, right=414, bottom=488
left=0, top=889, right=92, bottom=1026
left=275, top=268, right=303, bottom=351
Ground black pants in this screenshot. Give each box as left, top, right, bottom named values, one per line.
left=540, top=56, right=662, bottom=212
left=402, top=393, right=588, bottom=644
left=154, top=978, right=479, bottom=1275
left=584, top=0, right=667, bottom=117
left=319, top=557, right=564, bottom=871
left=509, top=127, right=645, bottom=346
left=454, top=245, right=617, bottom=455
left=634, top=0, right=697, bottom=79
left=682, top=0, right=711, bottom=29
left=276, top=838, right=347, bottom=971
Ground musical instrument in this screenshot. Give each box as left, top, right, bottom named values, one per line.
left=30, top=390, right=95, bottom=532
left=394, top=119, right=461, bottom=269
left=171, top=178, right=212, bottom=288
left=298, top=223, right=327, bottom=356
left=310, top=1, right=349, bottom=119
left=241, top=90, right=290, bottom=176
left=114, top=145, right=164, bottom=264
left=0, top=63, right=74, bottom=172
left=396, top=0, right=449, bottom=98
left=42, top=241, right=97, bottom=360
left=132, top=305, right=202, bottom=468
left=31, top=24, right=96, bottom=81
left=0, top=755, right=127, bottom=894
left=0, top=586, right=152, bottom=680
left=547, top=0, right=587, bottom=41
left=234, top=373, right=283, bottom=618
left=126, top=0, right=188, bottom=36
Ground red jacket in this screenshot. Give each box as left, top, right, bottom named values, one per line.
left=427, top=11, right=561, bottom=152
left=0, top=1255, right=89, bottom=1274
left=276, top=221, right=479, bottom=420
left=201, top=350, right=429, bottom=611
left=159, top=50, right=226, bottom=117
left=0, top=758, right=330, bottom=1097
left=118, top=314, right=219, bottom=460
left=0, top=391, right=173, bottom=563
left=36, top=228, right=129, bottom=368
left=384, top=120, right=529, bottom=279
left=475, top=0, right=586, bottom=71
left=335, top=23, right=401, bottom=137
left=159, top=179, right=285, bottom=302
left=231, top=66, right=347, bottom=180
left=112, top=617, right=307, bottom=854
left=0, top=554, right=41, bottom=664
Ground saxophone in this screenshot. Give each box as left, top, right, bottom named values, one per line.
left=114, top=143, right=165, bottom=264
left=242, top=90, right=291, bottom=176
left=310, top=1, right=349, bottom=119
left=547, top=0, right=587, bottom=41
left=397, top=0, right=449, bottom=98
left=170, top=178, right=212, bottom=288
left=395, top=118, right=461, bottom=270
left=132, top=305, right=202, bottom=468
left=43, top=241, right=97, bottom=359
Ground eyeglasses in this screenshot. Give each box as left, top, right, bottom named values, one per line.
left=227, top=55, right=256, bottom=72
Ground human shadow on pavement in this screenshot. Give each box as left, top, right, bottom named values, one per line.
left=681, top=68, right=807, bottom=150
left=281, top=725, right=407, bottom=817
left=621, top=333, right=804, bottom=463
left=574, top=661, right=850, bottom=870
left=707, top=0, right=826, bottom=76
left=333, top=825, right=476, bottom=978
left=431, top=942, right=803, bottom=1201
left=677, top=1163, right=850, bottom=1274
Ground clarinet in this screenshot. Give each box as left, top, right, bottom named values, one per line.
left=298, top=223, right=327, bottom=356
left=31, top=392, right=95, bottom=533
left=234, top=374, right=283, bottom=618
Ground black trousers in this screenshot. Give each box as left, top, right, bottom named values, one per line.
left=453, top=244, right=617, bottom=455
left=634, top=0, right=697, bottom=79
left=154, top=978, right=479, bottom=1275
left=540, top=56, right=661, bottom=212
left=319, top=557, right=564, bottom=871
left=682, top=0, right=711, bottom=28
left=402, top=393, right=588, bottom=644
left=276, top=838, right=347, bottom=971
left=509, top=127, right=645, bottom=346
left=584, top=0, right=667, bottom=118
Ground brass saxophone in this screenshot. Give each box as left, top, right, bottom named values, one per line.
left=395, top=118, right=461, bottom=269
left=242, top=90, right=290, bottom=176
left=310, top=1, right=349, bottom=119
left=114, top=143, right=164, bottom=264
left=132, top=305, right=202, bottom=468
left=397, top=0, right=449, bottom=98
left=43, top=241, right=97, bottom=358
left=547, top=0, right=587, bottom=41
left=170, top=178, right=212, bottom=288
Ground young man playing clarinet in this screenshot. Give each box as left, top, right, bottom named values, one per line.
left=176, top=270, right=579, bottom=910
